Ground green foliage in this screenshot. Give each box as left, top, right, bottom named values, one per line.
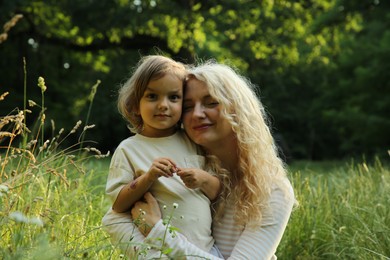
left=0, top=0, right=389, bottom=160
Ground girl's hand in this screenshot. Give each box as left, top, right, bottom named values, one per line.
left=176, top=168, right=210, bottom=189
left=146, top=157, right=177, bottom=182
left=131, top=192, right=162, bottom=236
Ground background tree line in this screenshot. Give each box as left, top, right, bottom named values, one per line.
left=1, top=0, right=389, bottom=161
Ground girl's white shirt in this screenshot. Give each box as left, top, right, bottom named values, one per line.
left=103, top=130, right=215, bottom=255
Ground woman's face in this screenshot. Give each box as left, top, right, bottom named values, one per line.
left=182, top=78, right=234, bottom=150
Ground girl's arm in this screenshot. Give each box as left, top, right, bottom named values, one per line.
left=113, top=157, right=176, bottom=213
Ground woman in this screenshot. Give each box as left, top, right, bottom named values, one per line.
left=130, top=61, right=296, bottom=259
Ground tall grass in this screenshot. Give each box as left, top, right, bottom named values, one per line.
left=2, top=85, right=390, bottom=259
left=1, top=84, right=389, bottom=260
left=0, top=72, right=115, bottom=258
left=2, top=98, right=389, bottom=260
left=278, top=159, right=390, bottom=259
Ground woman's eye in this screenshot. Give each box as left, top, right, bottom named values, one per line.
left=206, top=101, right=219, bottom=107
left=183, top=104, right=194, bottom=112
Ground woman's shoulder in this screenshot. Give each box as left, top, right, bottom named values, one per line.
left=270, top=177, right=296, bottom=208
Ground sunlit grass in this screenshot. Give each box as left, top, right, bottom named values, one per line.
left=278, top=159, right=390, bottom=259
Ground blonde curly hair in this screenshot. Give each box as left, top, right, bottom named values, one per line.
left=117, top=55, right=187, bottom=133
left=187, top=61, right=294, bottom=227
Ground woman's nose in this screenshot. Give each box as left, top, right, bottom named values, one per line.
left=193, top=104, right=206, bottom=118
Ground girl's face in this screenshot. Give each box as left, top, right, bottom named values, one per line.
left=138, top=74, right=183, bottom=137
left=182, top=78, right=234, bottom=150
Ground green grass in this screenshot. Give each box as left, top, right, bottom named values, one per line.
left=0, top=156, right=117, bottom=259
left=1, top=80, right=389, bottom=259
left=278, top=159, right=390, bottom=259
left=2, top=151, right=389, bottom=259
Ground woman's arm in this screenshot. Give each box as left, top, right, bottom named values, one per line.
left=225, top=184, right=295, bottom=259
left=102, top=209, right=165, bottom=259
left=133, top=184, right=294, bottom=259
left=131, top=192, right=223, bottom=259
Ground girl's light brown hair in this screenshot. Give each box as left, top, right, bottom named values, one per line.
left=117, top=55, right=187, bottom=133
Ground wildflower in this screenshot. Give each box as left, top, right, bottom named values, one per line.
left=9, top=211, right=28, bottom=223
left=338, top=226, right=346, bottom=232
left=0, top=184, right=9, bottom=195
left=29, top=217, right=44, bottom=227
left=163, top=205, right=167, bottom=210
left=26, top=140, right=37, bottom=149
left=89, top=147, right=101, bottom=155
left=0, top=92, right=9, bottom=100
left=37, top=77, right=47, bottom=92
left=83, top=124, right=95, bottom=131
left=33, top=196, right=44, bottom=202
left=28, top=100, right=37, bottom=107
left=94, top=150, right=110, bottom=159
left=70, top=120, right=82, bottom=134
left=39, top=139, right=50, bottom=152
left=3, top=14, right=23, bottom=32
left=173, top=203, right=178, bottom=209
left=9, top=211, right=44, bottom=226
left=0, top=131, right=15, bottom=138
left=0, top=14, right=23, bottom=44
left=89, top=80, right=101, bottom=101
left=37, top=79, right=46, bottom=93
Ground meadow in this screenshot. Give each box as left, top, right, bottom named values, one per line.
left=1, top=84, right=389, bottom=259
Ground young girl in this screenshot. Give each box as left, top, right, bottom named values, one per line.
left=102, top=55, right=222, bottom=258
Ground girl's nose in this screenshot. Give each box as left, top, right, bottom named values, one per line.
left=158, top=98, right=168, bottom=109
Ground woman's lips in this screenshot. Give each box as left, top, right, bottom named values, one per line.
left=193, top=124, right=212, bottom=130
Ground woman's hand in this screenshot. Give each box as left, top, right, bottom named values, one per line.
left=131, top=192, right=162, bottom=236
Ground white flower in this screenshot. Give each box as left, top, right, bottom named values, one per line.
left=9, top=211, right=28, bottom=223
left=173, top=203, right=178, bottom=209
left=9, top=211, right=44, bottom=226
left=0, top=184, right=9, bottom=193
left=29, top=217, right=44, bottom=227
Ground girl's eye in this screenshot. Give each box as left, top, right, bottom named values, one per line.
left=169, top=95, right=181, bottom=102
left=145, top=93, right=157, bottom=99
